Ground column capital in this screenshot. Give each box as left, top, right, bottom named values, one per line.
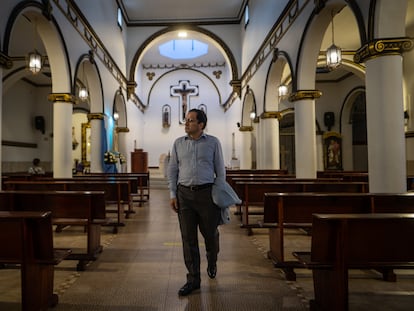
left=87, top=113, right=105, bottom=121
left=229, top=79, right=241, bottom=98
left=48, top=93, right=76, bottom=103
left=354, top=37, right=414, bottom=63
left=116, top=127, right=130, bottom=133
left=127, top=80, right=137, bottom=99
left=261, top=111, right=281, bottom=120
left=0, top=51, right=13, bottom=69
left=289, top=90, right=322, bottom=102
left=239, top=125, right=253, bottom=132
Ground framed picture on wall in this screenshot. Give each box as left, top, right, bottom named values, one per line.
left=323, top=131, right=342, bottom=170
left=81, top=122, right=91, bottom=167
left=198, top=103, right=207, bottom=115
left=162, top=104, right=171, bottom=128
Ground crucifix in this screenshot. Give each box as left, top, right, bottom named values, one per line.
left=170, top=80, right=199, bottom=124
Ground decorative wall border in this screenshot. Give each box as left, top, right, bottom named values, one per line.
left=48, top=93, right=76, bottom=103
left=241, top=0, right=309, bottom=90
left=51, top=0, right=145, bottom=111
left=354, top=37, right=414, bottom=63
left=2, top=140, right=37, bottom=148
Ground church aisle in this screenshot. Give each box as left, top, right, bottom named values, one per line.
left=53, top=186, right=307, bottom=311
left=2, top=175, right=413, bottom=310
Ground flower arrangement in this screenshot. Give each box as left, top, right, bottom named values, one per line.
left=104, top=151, right=117, bottom=164
left=119, top=153, right=126, bottom=164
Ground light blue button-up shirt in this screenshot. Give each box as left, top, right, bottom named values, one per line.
left=167, top=133, right=226, bottom=199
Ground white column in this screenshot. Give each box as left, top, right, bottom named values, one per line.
left=117, top=128, right=129, bottom=172
left=89, top=114, right=104, bottom=173
left=51, top=95, right=74, bottom=178
left=0, top=67, right=3, bottom=188
left=260, top=116, right=280, bottom=169
left=365, top=55, right=406, bottom=192
left=316, top=133, right=324, bottom=171
left=294, top=98, right=317, bottom=178
left=239, top=129, right=252, bottom=169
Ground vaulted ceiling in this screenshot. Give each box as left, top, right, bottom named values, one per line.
left=117, top=0, right=247, bottom=25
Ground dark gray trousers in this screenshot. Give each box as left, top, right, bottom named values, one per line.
left=177, top=185, right=221, bottom=285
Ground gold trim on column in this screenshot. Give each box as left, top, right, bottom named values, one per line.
left=0, top=51, right=13, bottom=69
left=354, top=37, right=414, bottom=63
left=239, top=126, right=253, bottom=132
left=87, top=113, right=104, bottom=121
left=261, top=111, right=281, bottom=120
left=289, top=90, right=322, bottom=102
left=116, top=127, right=130, bottom=133
left=230, top=80, right=241, bottom=98
left=127, top=81, right=137, bottom=99
left=48, top=93, right=76, bottom=103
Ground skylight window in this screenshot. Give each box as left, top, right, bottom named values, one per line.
left=159, top=39, right=208, bottom=60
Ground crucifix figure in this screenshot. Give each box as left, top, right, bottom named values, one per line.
left=170, top=80, right=199, bottom=124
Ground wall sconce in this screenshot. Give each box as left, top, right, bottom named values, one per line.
left=278, top=85, right=288, bottom=98
left=113, top=111, right=119, bottom=121
left=250, top=110, right=256, bottom=120
left=326, top=10, right=342, bottom=70
left=79, top=86, right=88, bottom=101
left=27, top=50, right=42, bottom=74
left=27, top=19, right=43, bottom=74
left=78, top=61, right=89, bottom=101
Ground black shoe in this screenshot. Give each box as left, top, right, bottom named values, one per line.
left=178, top=282, right=200, bottom=296
left=207, top=265, right=217, bottom=279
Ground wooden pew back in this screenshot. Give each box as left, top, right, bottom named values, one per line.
left=0, top=211, right=70, bottom=310
left=3, top=180, right=129, bottom=229
left=303, top=213, right=414, bottom=311
left=263, top=192, right=372, bottom=224
left=263, top=192, right=414, bottom=281
left=0, top=210, right=54, bottom=263
left=1, top=190, right=106, bottom=221
left=0, top=190, right=107, bottom=271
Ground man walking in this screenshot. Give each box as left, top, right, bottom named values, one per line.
left=167, top=108, right=226, bottom=296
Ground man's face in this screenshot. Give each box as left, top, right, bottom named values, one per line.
left=185, top=111, right=203, bottom=136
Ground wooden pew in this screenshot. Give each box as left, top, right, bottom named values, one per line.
left=80, top=172, right=150, bottom=203
left=234, top=180, right=369, bottom=234
left=3, top=180, right=129, bottom=232
left=0, top=190, right=107, bottom=271
left=226, top=169, right=289, bottom=175
left=293, top=213, right=414, bottom=311
left=317, top=170, right=369, bottom=182
left=0, top=211, right=71, bottom=310
left=227, top=176, right=341, bottom=191
left=34, top=176, right=138, bottom=217
left=263, top=192, right=414, bottom=281
left=263, top=192, right=372, bottom=280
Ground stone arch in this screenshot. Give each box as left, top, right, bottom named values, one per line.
left=74, top=53, right=104, bottom=114
left=264, top=50, right=295, bottom=113
left=113, top=88, right=127, bottom=129
left=4, top=3, right=71, bottom=93
left=339, top=86, right=366, bottom=170
left=241, top=86, right=257, bottom=128
left=129, top=25, right=239, bottom=110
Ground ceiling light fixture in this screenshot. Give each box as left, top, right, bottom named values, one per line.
left=278, top=85, right=288, bottom=98
left=178, top=31, right=187, bottom=38
left=27, top=19, right=43, bottom=74
left=78, top=61, right=89, bottom=101
left=326, top=10, right=342, bottom=70
left=28, top=50, right=42, bottom=74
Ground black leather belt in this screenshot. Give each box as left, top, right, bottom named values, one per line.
left=179, top=183, right=213, bottom=191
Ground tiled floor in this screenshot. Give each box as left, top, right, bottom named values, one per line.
left=1, top=171, right=414, bottom=310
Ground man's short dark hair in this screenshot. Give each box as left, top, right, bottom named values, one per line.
left=190, top=108, right=207, bottom=129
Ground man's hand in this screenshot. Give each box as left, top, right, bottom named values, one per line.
left=170, top=198, right=179, bottom=213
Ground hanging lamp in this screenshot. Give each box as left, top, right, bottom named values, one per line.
left=326, top=10, right=342, bottom=70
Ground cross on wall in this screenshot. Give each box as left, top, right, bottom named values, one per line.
left=170, top=80, right=199, bottom=124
